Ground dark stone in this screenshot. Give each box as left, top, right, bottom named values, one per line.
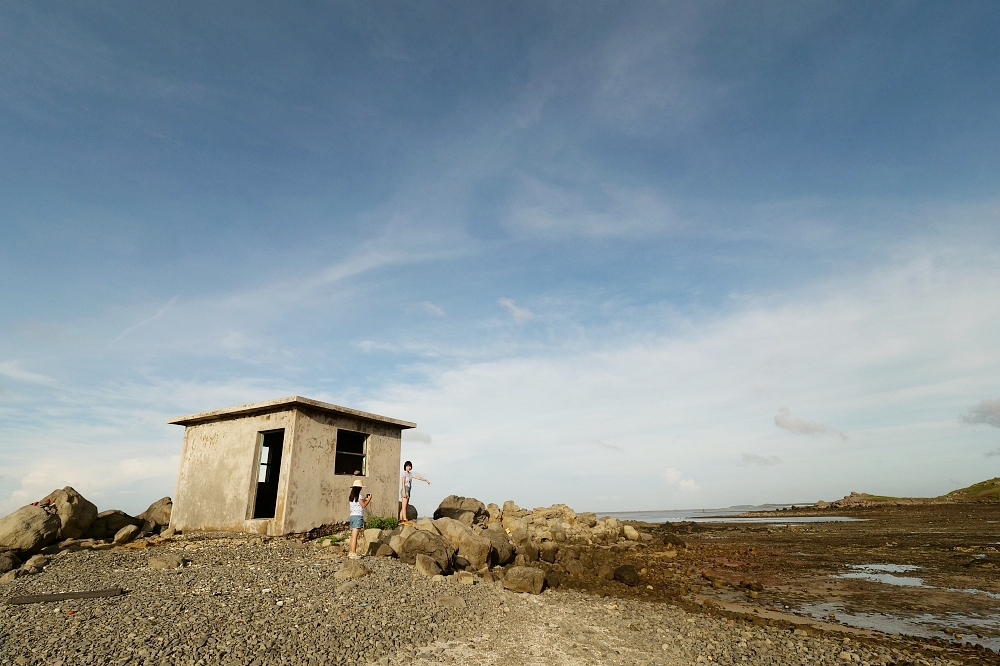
left=614, top=565, right=640, bottom=586
left=374, top=543, right=395, bottom=557
left=82, top=510, right=143, bottom=540
left=539, top=543, right=558, bottom=563
left=544, top=572, right=562, bottom=589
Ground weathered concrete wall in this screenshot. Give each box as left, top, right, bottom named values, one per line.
left=172, top=411, right=296, bottom=536
left=171, top=407, right=401, bottom=535
left=283, top=408, right=401, bottom=532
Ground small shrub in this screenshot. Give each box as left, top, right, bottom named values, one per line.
left=366, top=516, right=399, bottom=531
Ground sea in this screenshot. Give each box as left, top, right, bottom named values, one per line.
left=595, top=505, right=864, bottom=523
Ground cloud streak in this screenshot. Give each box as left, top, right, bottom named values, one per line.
left=498, top=298, right=534, bottom=324
left=741, top=453, right=782, bottom=466
left=774, top=408, right=848, bottom=440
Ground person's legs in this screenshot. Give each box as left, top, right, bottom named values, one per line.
left=399, top=495, right=409, bottom=522
left=349, top=527, right=360, bottom=557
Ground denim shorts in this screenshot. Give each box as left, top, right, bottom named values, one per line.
left=349, top=515, right=364, bottom=529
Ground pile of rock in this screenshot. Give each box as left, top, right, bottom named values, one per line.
left=338, top=494, right=679, bottom=596
left=0, top=487, right=172, bottom=582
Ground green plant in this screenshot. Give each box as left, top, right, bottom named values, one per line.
left=366, top=516, right=399, bottom=530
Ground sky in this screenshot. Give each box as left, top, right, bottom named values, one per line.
left=1, top=1, right=999, bottom=518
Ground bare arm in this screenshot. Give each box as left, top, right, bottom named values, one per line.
left=360, top=495, right=372, bottom=508
left=413, top=475, right=431, bottom=485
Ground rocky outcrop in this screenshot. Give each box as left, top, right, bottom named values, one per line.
left=397, top=529, right=456, bottom=572
left=83, top=510, right=144, bottom=540
left=138, top=497, right=172, bottom=531
left=502, top=566, right=544, bottom=594
left=0, top=505, right=62, bottom=553
left=433, top=517, right=492, bottom=569
left=41, top=487, right=98, bottom=539
left=433, top=495, right=488, bottom=526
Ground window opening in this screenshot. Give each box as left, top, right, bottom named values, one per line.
left=252, top=430, right=284, bottom=519
left=334, top=429, right=368, bottom=476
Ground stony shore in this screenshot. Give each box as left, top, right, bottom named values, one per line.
left=0, top=532, right=981, bottom=666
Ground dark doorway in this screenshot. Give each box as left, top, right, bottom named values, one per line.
left=334, top=429, right=368, bottom=476
left=253, top=430, right=284, bottom=519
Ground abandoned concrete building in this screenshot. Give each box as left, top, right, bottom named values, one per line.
left=168, top=396, right=415, bottom=535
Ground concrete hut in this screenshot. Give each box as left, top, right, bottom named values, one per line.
left=168, top=396, right=415, bottom=535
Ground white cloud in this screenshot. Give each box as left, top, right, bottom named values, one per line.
left=665, top=467, right=700, bottom=492
left=959, top=398, right=1000, bottom=428
left=741, top=453, right=782, bottom=466
left=774, top=408, right=848, bottom=440
left=403, top=431, right=432, bottom=444
left=497, top=298, right=534, bottom=324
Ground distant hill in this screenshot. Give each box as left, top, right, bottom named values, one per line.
left=819, top=477, right=1000, bottom=508
left=940, top=477, right=1000, bottom=502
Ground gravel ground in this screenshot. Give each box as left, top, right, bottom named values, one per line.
left=0, top=533, right=979, bottom=665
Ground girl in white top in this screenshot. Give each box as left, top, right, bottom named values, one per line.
left=399, top=460, right=430, bottom=523
left=348, top=481, right=371, bottom=560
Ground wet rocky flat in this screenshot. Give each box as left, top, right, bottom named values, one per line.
left=0, top=530, right=991, bottom=666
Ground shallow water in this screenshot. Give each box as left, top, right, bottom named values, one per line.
left=838, top=563, right=924, bottom=587
left=597, top=506, right=862, bottom=523
left=793, top=600, right=1000, bottom=652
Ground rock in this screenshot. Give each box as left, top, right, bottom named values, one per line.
left=614, top=564, right=640, bottom=586
left=375, top=543, right=395, bottom=557
left=483, top=526, right=514, bottom=565
left=565, top=559, right=585, bottom=576
left=623, top=525, right=640, bottom=540
left=502, top=566, right=544, bottom=594
left=83, top=510, right=143, bottom=540
left=433, top=495, right=488, bottom=526
left=454, top=555, right=471, bottom=569
left=545, top=572, right=562, bottom=589
left=113, top=524, right=140, bottom=545
left=388, top=534, right=405, bottom=554
left=456, top=571, right=475, bottom=585
left=662, top=533, right=686, bottom=548
left=398, top=527, right=456, bottom=571
left=577, top=512, right=597, bottom=528
left=539, top=542, right=558, bottom=563
left=334, top=559, right=369, bottom=580
left=335, top=580, right=360, bottom=594
left=415, top=553, right=443, bottom=576
left=0, top=505, right=62, bottom=553
left=1, top=569, right=21, bottom=583
left=435, top=594, right=466, bottom=608
left=433, top=517, right=492, bottom=569
left=41, top=487, right=98, bottom=539
left=365, top=541, right=384, bottom=556
left=148, top=553, right=185, bottom=570
left=0, top=551, right=21, bottom=574
left=412, top=518, right=441, bottom=534
left=598, top=564, right=615, bottom=580
left=22, top=554, right=48, bottom=570
left=486, top=503, right=502, bottom=523
left=363, top=528, right=383, bottom=545
left=137, top=497, right=172, bottom=530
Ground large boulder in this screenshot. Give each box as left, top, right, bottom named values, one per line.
left=41, top=487, right=98, bottom=539
left=415, top=553, right=442, bottom=576
left=484, top=526, right=514, bottom=565
left=83, top=510, right=143, bottom=540
left=0, top=506, right=62, bottom=552
left=432, top=517, right=492, bottom=569
left=502, top=566, right=544, bottom=594
left=137, top=497, right=172, bottom=530
left=433, top=495, right=488, bottom=526
left=397, top=529, right=456, bottom=571
left=398, top=501, right=418, bottom=521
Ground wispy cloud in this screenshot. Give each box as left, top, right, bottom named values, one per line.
left=985, top=448, right=1000, bottom=458
left=740, top=453, right=782, bottom=466
left=112, top=296, right=178, bottom=342
left=0, top=361, right=56, bottom=386
left=498, top=297, right=534, bottom=324
left=597, top=440, right=622, bottom=452
left=410, top=301, right=446, bottom=317
left=959, top=399, right=1000, bottom=428
left=775, top=408, right=848, bottom=440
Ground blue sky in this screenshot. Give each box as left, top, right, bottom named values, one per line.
left=2, top=2, right=999, bottom=517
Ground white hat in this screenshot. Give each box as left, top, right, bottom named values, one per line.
left=351, top=480, right=364, bottom=488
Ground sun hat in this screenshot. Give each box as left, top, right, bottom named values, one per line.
left=351, top=480, right=364, bottom=488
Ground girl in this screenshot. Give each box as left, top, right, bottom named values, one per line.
left=348, top=480, right=371, bottom=559
left=399, top=460, right=431, bottom=523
